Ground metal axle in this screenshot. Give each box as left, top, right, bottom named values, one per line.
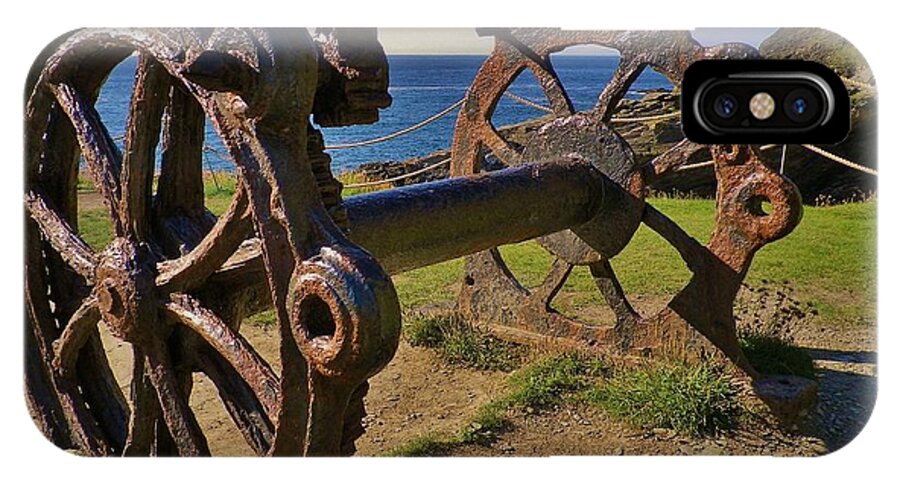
left=202, top=159, right=615, bottom=317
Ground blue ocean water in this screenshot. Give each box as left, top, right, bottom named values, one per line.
left=96, top=54, right=672, bottom=172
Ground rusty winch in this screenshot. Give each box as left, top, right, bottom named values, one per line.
left=24, top=28, right=813, bottom=456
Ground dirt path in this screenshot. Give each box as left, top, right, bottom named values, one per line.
left=98, top=280, right=875, bottom=457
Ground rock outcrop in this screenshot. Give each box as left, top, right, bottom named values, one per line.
left=349, top=29, right=876, bottom=204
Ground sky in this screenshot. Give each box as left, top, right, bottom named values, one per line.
left=375, top=28, right=779, bottom=55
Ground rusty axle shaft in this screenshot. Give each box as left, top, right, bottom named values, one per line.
left=202, top=159, right=616, bottom=317
left=345, top=159, right=611, bottom=273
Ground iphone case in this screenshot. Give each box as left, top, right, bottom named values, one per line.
left=23, top=27, right=876, bottom=457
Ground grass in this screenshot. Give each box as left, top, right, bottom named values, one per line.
left=404, top=313, right=523, bottom=372
left=582, top=362, right=741, bottom=436
left=738, top=331, right=817, bottom=380
left=73, top=173, right=876, bottom=326
left=385, top=433, right=454, bottom=457
left=389, top=197, right=876, bottom=325
left=505, top=353, right=606, bottom=409
left=338, top=171, right=391, bottom=197
left=388, top=345, right=751, bottom=455
left=386, top=351, right=606, bottom=456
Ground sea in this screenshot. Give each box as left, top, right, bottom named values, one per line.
left=96, top=54, right=673, bottom=172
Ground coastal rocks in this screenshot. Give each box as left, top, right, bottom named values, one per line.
left=347, top=29, right=875, bottom=203
left=758, top=28, right=874, bottom=84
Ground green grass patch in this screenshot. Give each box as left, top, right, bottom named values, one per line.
left=583, top=362, right=741, bottom=436
left=73, top=187, right=875, bottom=326
left=506, top=352, right=607, bottom=410
left=244, top=310, right=276, bottom=327
left=738, top=331, right=817, bottom=380
left=337, top=171, right=391, bottom=197
left=404, top=313, right=523, bottom=372
left=203, top=171, right=239, bottom=216
left=78, top=208, right=115, bottom=250
left=390, top=197, right=875, bottom=325
left=384, top=433, right=454, bottom=457
left=386, top=351, right=606, bottom=456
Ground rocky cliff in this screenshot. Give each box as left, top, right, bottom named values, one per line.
left=350, top=29, right=876, bottom=204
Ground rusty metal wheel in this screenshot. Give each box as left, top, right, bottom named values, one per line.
left=25, top=28, right=397, bottom=456
left=451, top=30, right=812, bottom=407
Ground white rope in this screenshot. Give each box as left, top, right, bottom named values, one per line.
left=503, top=92, right=554, bottom=114
left=609, top=111, right=681, bottom=124
left=779, top=144, right=788, bottom=174
left=324, top=99, right=465, bottom=150
left=841, top=75, right=876, bottom=92
left=504, top=91, right=682, bottom=124
left=801, top=144, right=877, bottom=176
left=673, top=143, right=876, bottom=176
left=342, top=158, right=452, bottom=189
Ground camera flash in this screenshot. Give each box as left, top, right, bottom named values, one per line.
left=750, top=92, right=775, bottom=120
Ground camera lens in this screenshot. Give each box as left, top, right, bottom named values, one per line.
left=791, top=98, right=808, bottom=115
left=784, top=89, right=820, bottom=123
left=713, top=94, right=738, bottom=118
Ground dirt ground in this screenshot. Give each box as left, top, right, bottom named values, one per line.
left=99, top=294, right=876, bottom=457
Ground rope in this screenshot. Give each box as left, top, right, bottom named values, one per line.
left=504, top=91, right=682, bottom=123
left=503, top=92, right=554, bottom=114
left=324, top=99, right=465, bottom=150
left=801, top=144, right=878, bottom=176
left=342, top=157, right=452, bottom=189
left=202, top=145, right=224, bottom=191
left=108, top=94, right=878, bottom=187
left=609, top=111, right=681, bottom=124
left=673, top=143, right=876, bottom=176
left=779, top=144, right=787, bottom=174
left=841, top=75, right=876, bottom=92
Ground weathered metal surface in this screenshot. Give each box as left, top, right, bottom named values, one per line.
left=24, top=27, right=813, bottom=457
left=25, top=28, right=398, bottom=456
left=449, top=28, right=813, bottom=418
left=184, top=159, right=617, bottom=304
left=345, top=160, right=611, bottom=273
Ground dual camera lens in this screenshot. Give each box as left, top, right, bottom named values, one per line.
left=682, top=61, right=849, bottom=143
left=712, top=89, right=818, bottom=123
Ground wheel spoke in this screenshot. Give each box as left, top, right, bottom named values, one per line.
left=123, top=348, right=160, bottom=456
left=50, top=82, right=125, bottom=236
left=52, top=296, right=100, bottom=375
left=530, top=258, right=573, bottom=309
left=25, top=190, right=97, bottom=282
left=154, top=81, right=213, bottom=254
left=588, top=259, right=642, bottom=330
left=642, top=204, right=709, bottom=271
left=121, top=55, right=169, bottom=242
left=645, top=139, right=707, bottom=181
left=304, top=373, right=352, bottom=456
left=525, top=57, right=575, bottom=115
left=25, top=218, right=112, bottom=455
left=156, top=185, right=253, bottom=292
left=162, top=294, right=280, bottom=418
left=143, top=340, right=211, bottom=456
left=483, top=126, right=522, bottom=165
left=594, top=57, right=646, bottom=121
left=196, top=350, right=274, bottom=455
